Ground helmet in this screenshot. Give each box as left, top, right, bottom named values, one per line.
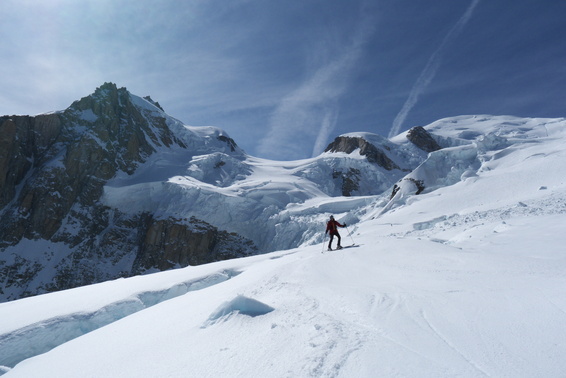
left=330, top=215, right=334, bottom=220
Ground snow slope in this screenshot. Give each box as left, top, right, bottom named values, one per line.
left=1, top=116, right=566, bottom=377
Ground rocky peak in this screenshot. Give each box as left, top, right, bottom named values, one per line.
left=65, top=83, right=186, bottom=168
left=1, top=82, right=187, bottom=245
left=406, top=126, right=441, bottom=153
left=0, top=84, right=258, bottom=301
left=143, top=96, right=164, bottom=112
left=324, top=136, right=400, bottom=171
left=69, top=82, right=131, bottom=123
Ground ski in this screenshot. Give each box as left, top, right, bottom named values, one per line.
left=322, top=244, right=359, bottom=253
left=341, top=244, right=359, bottom=249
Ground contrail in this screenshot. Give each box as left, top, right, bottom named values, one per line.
left=258, top=8, right=375, bottom=160
left=388, top=0, right=480, bottom=138
left=312, top=106, right=339, bottom=157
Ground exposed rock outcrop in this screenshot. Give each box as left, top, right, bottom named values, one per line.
left=325, top=136, right=400, bottom=171
left=0, top=114, right=62, bottom=210
left=133, top=215, right=255, bottom=272
left=322, top=136, right=403, bottom=196
left=332, top=168, right=361, bottom=197
left=406, top=126, right=441, bottom=153
left=43, top=211, right=256, bottom=297
left=390, top=178, right=426, bottom=199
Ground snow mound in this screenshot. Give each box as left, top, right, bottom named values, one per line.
left=203, top=295, right=275, bottom=327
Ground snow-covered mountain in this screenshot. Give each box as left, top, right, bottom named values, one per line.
left=1, top=83, right=431, bottom=302
left=0, top=83, right=261, bottom=301
left=0, top=112, right=565, bottom=377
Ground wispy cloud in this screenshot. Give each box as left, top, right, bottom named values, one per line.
left=257, top=10, right=375, bottom=160
left=312, top=107, right=340, bottom=158
left=257, top=54, right=355, bottom=160
left=388, top=0, right=481, bottom=138
left=0, top=0, right=256, bottom=116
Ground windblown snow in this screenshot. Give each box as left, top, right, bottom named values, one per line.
left=1, top=115, right=566, bottom=377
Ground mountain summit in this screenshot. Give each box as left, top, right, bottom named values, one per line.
left=0, top=83, right=251, bottom=301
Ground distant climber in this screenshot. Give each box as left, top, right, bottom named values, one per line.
left=325, top=215, right=346, bottom=251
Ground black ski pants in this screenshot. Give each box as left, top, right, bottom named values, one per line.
left=328, top=232, right=341, bottom=249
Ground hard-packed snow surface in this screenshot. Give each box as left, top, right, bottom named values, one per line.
left=1, top=116, right=566, bottom=377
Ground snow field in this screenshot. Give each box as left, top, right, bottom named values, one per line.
left=3, top=211, right=566, bottom=377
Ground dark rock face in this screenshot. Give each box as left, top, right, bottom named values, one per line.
left=325, top=136, right=400, bottom=171
left=143, top=95, right=164, bottom=111
left=0, top=114, right=62, bottom=211
left=41, top=212, right=256, bottom=296
left=324, top=136, right=401, bottom=196
left=406, top=126, right=441, bottom=153
left=390, top=178, right=426, bottom=199
left=0, top=83, right=256, bottom=302
left=217, top=135, right=238, bottom=152
left=133, top=215, right=255, bottom=272
left=332, top=168, right=361, bottom=197
left=1, top=82, right=178, bottom=245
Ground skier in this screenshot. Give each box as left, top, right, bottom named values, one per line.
left=325, top=215, right=346, bottom=251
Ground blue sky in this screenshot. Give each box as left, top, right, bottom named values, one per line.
left=1, top=0, right=565, bottom=160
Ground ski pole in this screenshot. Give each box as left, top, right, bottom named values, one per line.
left=346, top=225, right=356, bottom=245
left=321, top=233, right=327, bottom=253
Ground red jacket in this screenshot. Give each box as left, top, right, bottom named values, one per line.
left=326, top=219, right=344, bottom=235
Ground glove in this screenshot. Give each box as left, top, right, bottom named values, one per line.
left=343, top=223, right=347, bottom=227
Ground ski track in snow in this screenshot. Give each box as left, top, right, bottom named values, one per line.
left=419, top=309, right=488, bottom=376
